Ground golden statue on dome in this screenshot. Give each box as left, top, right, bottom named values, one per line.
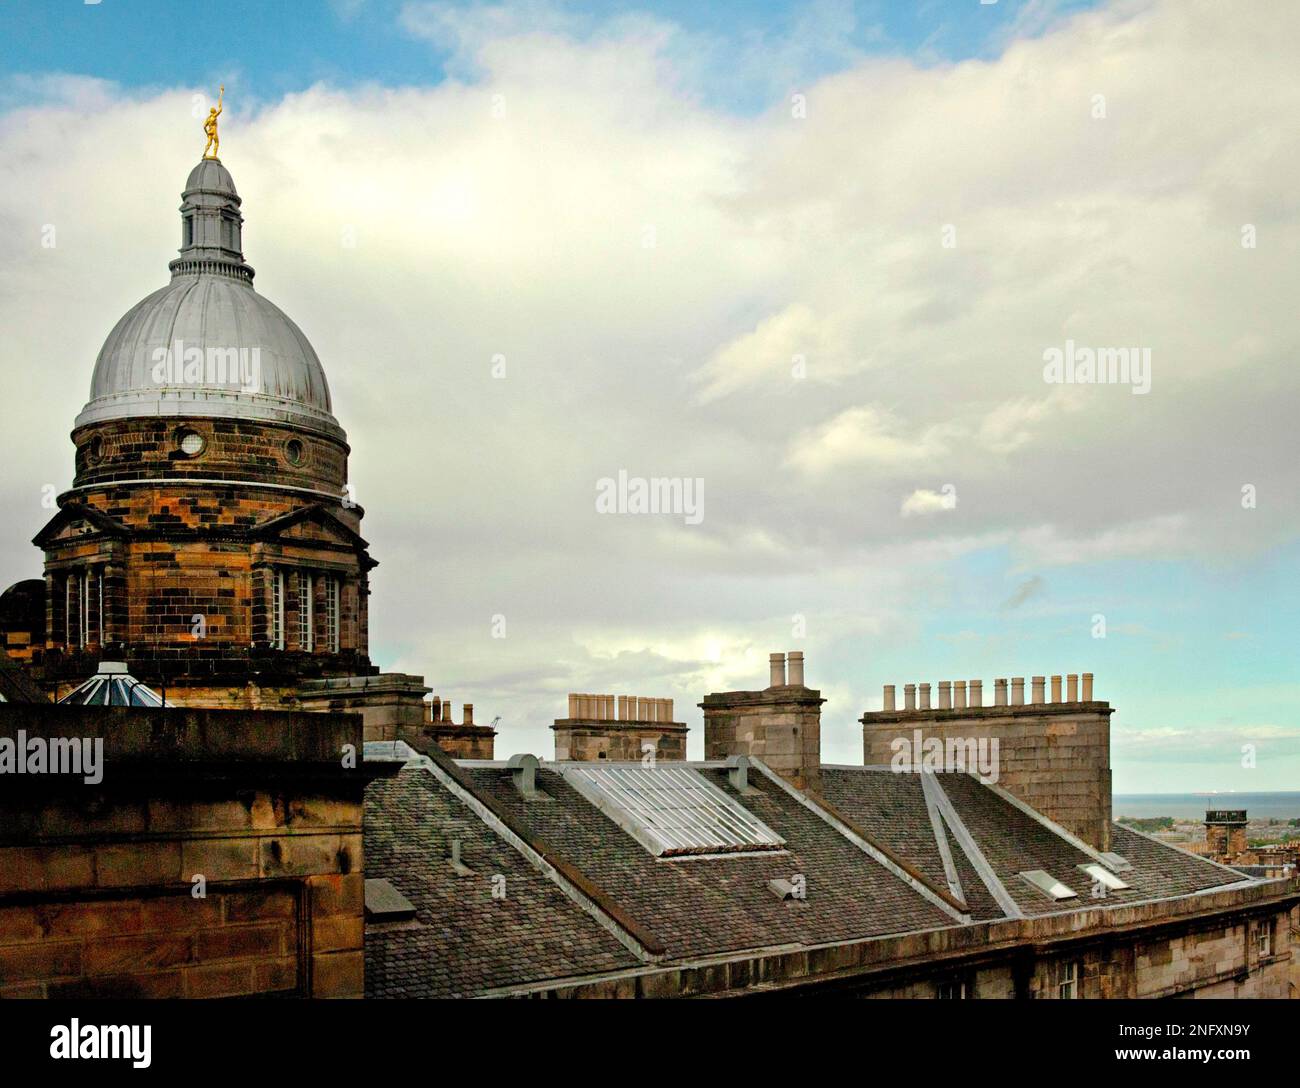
left=202, top=85, right=224, bottom=159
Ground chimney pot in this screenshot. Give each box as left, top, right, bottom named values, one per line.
left=938, top=680, right=952, bottom=710
left=442, top=699, right=455, bottom=723
left=954, top=680, right=967, bottom=709
left=994, top=678, right=1008, bottom=707
left=1082, top=672, right=1094, bottom=701
left=1011, top=677, right=1025, bottom=706
left=919, top=683, right=931, bottom=711
left=1031, top=676, right=1046, bottom=704
left=1050, top=675, right=1062, bottom=703
left=787, top=650, right=805, bottom=686
left=883, top=684, right=896, bottom=712
left=1067, top=674, right=1078, bottom=702
left=568, top=694, right=578, bottom=719
left=970, top=679, right=982, bottom=707
left=904, top=683, right=916, bottom=710
left=463, top=703, right=473, bottom=726
left=769, top=652, right=787, bottom=688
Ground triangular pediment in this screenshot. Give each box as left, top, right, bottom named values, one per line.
left=252, top=503, right=370, bottom=551
left=32, top=504, right=129, bottom=548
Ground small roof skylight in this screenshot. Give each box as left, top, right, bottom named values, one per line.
left=58, top=662, right=172, bottom=708
left=560, top=764, right=785, bottom=857
left=1018, top=869, right=1078, bottom=901
left=1079, top=863, right=1130, bottom=891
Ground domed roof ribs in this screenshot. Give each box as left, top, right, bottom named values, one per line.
left=74, top=156, right=346, bottom=442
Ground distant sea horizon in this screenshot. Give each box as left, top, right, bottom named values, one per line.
left=1112, top=791, right=1300, bottom=820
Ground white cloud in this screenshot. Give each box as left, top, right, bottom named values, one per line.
left=900, top=487, right=957, bottom=517
left=2, top=0, right=1298, bottom=762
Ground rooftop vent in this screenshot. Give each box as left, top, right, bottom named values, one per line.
left=1097, top=851, right=1132, bottom=872
left=1078, top=863, right=1130, bottom=891
left=560, top=764, right=785, bottom=858
left=1018, top=869, right=1078, bottom=901
left=364, top=878, right=416, bottom=922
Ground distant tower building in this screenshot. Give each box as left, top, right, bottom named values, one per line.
left=19, top=155, right=375, bottom=707
left=1204, top=809, right=1248, bottom=857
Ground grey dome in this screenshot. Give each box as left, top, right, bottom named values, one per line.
left=185, top=157, right=239, bottom=196
left=76, top=158, right=344, bottom=441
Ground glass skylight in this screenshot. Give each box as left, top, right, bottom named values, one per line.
left=560, top=764, right=785, bottom=857
left=1018, top=869, right=1078, bottom=901
left=58, top=663, right=171, bottom=708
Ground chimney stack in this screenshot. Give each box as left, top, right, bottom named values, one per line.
left=554, top=691, right=688, bottom=762
left=861, top=669, right=1113, bottom=850
left=703, top=651, right=825, bottom=793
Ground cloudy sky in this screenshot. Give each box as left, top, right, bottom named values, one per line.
left=1, top=0, right=1296, bottom=793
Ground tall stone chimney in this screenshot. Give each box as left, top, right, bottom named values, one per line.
left=861, top=670, right=1113, bottom=851
left=552, top=693, right=687, bottom=762
left=700, top=651, right=825, bottom=793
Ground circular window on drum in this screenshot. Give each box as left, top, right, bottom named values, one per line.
left=176, top=429, right=206, bottom=457
left=284, top=439, right=305, bottom=466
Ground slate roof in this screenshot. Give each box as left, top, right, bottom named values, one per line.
left=820, top=768, right=1244, bottom=919
left=364, top=761, right=638, bottom=998
left=362, top=750, right=1260, bottom=997
left=457, top=762, right=959, bottom=962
